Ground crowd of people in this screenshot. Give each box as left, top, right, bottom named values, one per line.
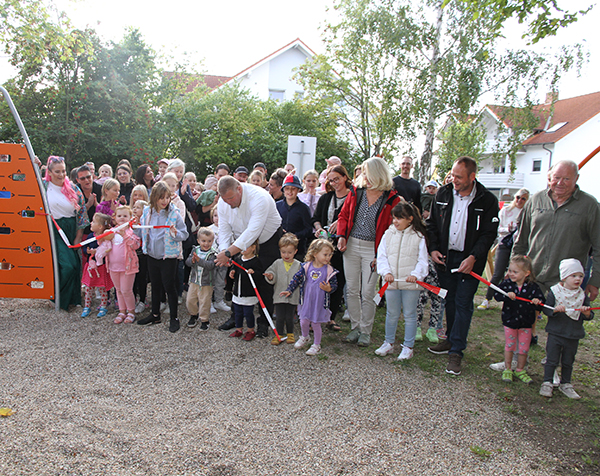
left=40, top=153, right=599, bottom=400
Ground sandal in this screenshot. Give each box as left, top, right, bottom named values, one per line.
left=114, top=312, right=126, bottom=324
left=514, top=370, right=532, bottom=384
left=124, top=312, right=135, bottom=324
left=326, top=321, right=341, bottom=332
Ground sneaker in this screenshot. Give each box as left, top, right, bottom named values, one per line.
left=428, top=339, right=452, bottom=355
left=539, top=381, right=554, bottom=398
left=553, top=370, right=561, bottom=387
left=200, top=321, right=209, bottom=331
left=425, top=327, right=439, bottom=344
left=415, top=327, right=423, bottom=341
left=135, top=301, right=146, bottom=314
left=436, top=328, right=446, bottom=340
left=286, top=333, right=295, bottom=344
left=502, top=369, right=514, bottom=382
left=342, top=309, right=351, bottom=321
left=344, top=328, right=361, bottom=344
left=160, top=302, right=170, bottom=315
left=477, top=299, right=489, bottom=310
left=256, top=324, right=269, bottom=338
left=271, top=335, right=282, bottom=345
left=218, top=317, right=236, bottom=331
left=210, top=304, right=216, bottom=314
left=138, top=314, right=161, bottom=326
left=559, top=383, right=581, bottom=399
left=242, top=330, right=256, bottom=341
left=514, top=370, right=532, bottom=384
left=81, top=307, right=91, bottom=318
left=97, top=307, right=108, bottom=318
left=214, top=301, right=231, bottom=312
left=446, top=353, right=462, bottom=375
left=489, top=361, right=506, bottom=371
left=169, top=318, right=180, bottom=333
left=187, top=315, right=198, bottom=328
left=374, top=342, right=394, bottom=356
left=178, top=295, right=183, bottom=305
left=306, top=344, right=321, bottom=356
left=229, top=330, right=243, bottom=338
left=294, top=335, right=310, bottom=349
left=397, top=345, right=414, bottom=360
left=357, top=333, right=370, bottom=347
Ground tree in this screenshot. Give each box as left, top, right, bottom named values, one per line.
left=436, top=117, right=487, bottom=178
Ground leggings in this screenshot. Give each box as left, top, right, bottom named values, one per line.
left=134, top=253, right=148, bottom=303
left=275, top=303, right=295, bottom=335
left=83, top=286, right=108, bottom=309
left=301, top=319, right=322, bottom=346
left=504, top=326, right=531, bottom=353
left=148, top=257, right=179, bottom=317
left=110, top=271, right=136, bottom=312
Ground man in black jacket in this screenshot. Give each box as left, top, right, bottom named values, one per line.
left=426, top=157, right=499, bottom=375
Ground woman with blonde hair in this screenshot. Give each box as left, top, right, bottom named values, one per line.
left=336, top=157, right=401, bottom=346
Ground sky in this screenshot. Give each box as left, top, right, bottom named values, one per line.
left=1, top=0, right=598, bottom=103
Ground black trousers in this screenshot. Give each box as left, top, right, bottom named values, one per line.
left=148, top=256, right=179, bottom=318
left=134, top=252, right=148, bottom=303
left=275, top=303, right=296, bottom=335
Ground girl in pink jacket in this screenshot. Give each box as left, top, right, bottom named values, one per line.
left=96, top=205, right=140, bottom=324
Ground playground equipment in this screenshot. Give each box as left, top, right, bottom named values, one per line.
left=0, top=86, right=60, bottom=309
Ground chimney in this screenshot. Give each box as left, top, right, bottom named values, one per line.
left=545, top=92, right=558, bottom=104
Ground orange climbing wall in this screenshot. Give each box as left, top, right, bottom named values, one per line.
left=0, top=143, right=56, bottom=300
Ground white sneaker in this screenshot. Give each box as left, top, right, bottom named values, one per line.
left=397, top=345, right=414, bottom=360
left=160, top=302, right=169, bottom=314
left=374, top=342, right=394, bottom=356
left=210, top=304, right=216, bottom=314
left=477, top=299, right=489, bottom=310
left=294, top=335, right=310, bottom=349
left=214, top=301, right=231, bottom=312
left=306, top=344, right=321, bottom=356
left=342, top=309, right=350, bottom=321
left=553, top=370, right=561, bottom=387
left=135, top=301, right=146, bottom=314
left=559, top=383, right=581, bottom=399
left=489, top=361, right=505, bottom=371
left=178, top=295, right=183, bottom=305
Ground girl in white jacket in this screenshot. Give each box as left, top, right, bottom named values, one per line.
left=375, top=202, right=429, bottom=360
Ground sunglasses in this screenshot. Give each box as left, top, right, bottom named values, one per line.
left=78, top=175, right=92, bottom=180
left=515, top=196, right=527, bottom=201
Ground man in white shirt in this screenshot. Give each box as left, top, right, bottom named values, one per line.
left=215, top=176, right=283, bottom=336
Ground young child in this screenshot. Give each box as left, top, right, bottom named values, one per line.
left=229, top=241, right=262, bottom=341
left=282, top=239, right=338, bottom=356
left=130, top=184, right=149, bottom=208
left=137, top=182, right=189, bottom=332
left=154, top=158, right=170, bottom=183
left=96, top=206, right=140, bottom=324
left=249, top=170, right=264, bottom=187
left=161, top=172, right=186, bottom=219
left=96, top=178, right=120, bottom=218
left=185, top=227, right=217, bottom=330
left=540, top=259, right=594, bottom=399
left=80, top=213, right=114, bottom=318
left=493, top=255, right=545, bottom=384
left=132, top=200, right=149, bottom=314
left=209, top=207, right=230, bottom=313
left=298, top=169, right=320, bottom=216
left=264, top=233, right=302, bottom=345
left=95, top=163, right=113, bottom=186
left=374, top=202, right=429, bottom=360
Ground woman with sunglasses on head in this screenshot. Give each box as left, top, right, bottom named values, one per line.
left=43, top=156, right=90, bottom=310
left=478, top=188, right=530, bottom=310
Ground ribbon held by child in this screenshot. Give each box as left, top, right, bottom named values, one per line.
left=373, top=279, right=448, bottom=305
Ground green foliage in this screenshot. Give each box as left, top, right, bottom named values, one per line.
left=437, top=118, right=486, bottom=178
left=166, top=84, right=351, bottom=180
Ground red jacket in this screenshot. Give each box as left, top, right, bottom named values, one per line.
left=337, top=187, right=400, bottom=255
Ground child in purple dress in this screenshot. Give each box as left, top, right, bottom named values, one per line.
left=281, top=239, right=338, bottom=355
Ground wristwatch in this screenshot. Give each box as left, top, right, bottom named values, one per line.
left=224, top=250, right=231, bottom=258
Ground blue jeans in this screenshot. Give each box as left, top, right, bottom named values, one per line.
left=233, top=302, right=255, bottom=329
left=384, top=289, right=421, bottom=348
left=438, top=263, right=480, bottom=357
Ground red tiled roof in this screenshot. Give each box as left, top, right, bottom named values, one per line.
left=487, top=91, right=600, bottom=145
left=162, top=72, right=232, bottom=93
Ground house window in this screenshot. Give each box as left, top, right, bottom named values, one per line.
left=532, top=159, right=542, bottom=172
left=269, top=89, right=285, bottom=102
left=494, top=164, right=506, bottom=173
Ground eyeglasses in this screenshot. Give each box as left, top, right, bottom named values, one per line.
left=78, top=175, right=92, bottom=181
left=515, top=196, right=526, bottom=201
left=47, top=156, right=65, bottom=165
left=329, top=176, right=343, bottom=183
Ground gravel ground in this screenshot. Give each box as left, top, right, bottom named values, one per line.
left=0, top=298, right=558, bottom=475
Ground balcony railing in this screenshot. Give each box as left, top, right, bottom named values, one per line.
left=476, top=172, right=524, bottom=189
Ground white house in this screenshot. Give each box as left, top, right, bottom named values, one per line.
left=476, top=91, right=600, bottom=201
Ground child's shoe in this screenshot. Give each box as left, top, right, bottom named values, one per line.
left=242, top=330, right=256, bottom=341
left=425, top=327, right=439, bottom=344
left=271, top=335, right=282, bottom=345
left=286, top=333, right=295, bottom=344
left=187, top=315, right=198, bottom=328
left=415, top=328, right=423, bottom=341
left=514, top=370, right=532, bottom=384
left=114, top=313, right=125, bottom=324
left=436, top=328, right=446, bottom=340
left=559, top=383, right=581, bottom=399
left=124, top=312, right=135, bottom=324
left=502, top=369, right=513, bottom=382
left=210, top=303, right=216, bottom=314
left=306, top=344, right=321, bottom=356
left=229, top=330, right=243, bottom=338
left=97, top=307, right=108, bottom=318
left=539, top=382, right=554, bottom=398
left=135, top=301, right=146, bottom=314
left=294, top=335, right=310, bottom=349
left=477, top=299, right=489, bottom=310
left=200, top=321, right=209, bottom=331
left=397, top=345, right=413, bottom=360
left=81, top=307, right=91, bottom=318
left=374, top=342, right=394, bottom=356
